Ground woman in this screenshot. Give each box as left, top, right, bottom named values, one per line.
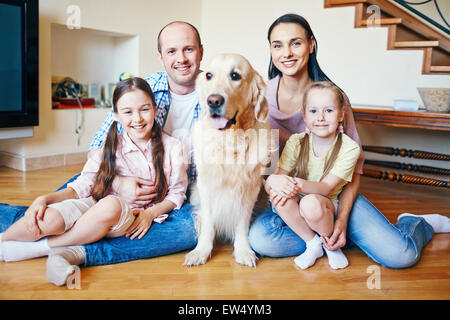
left=248, top=13, right=448, bottom=269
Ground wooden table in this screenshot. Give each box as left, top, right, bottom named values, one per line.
left=352, top=108, right=450, bottom=188
left=352, top=108, right=450, bottom=131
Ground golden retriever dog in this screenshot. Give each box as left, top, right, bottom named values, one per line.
left=184, top=53, right=273, bottom=267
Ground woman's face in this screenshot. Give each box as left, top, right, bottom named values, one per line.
left=269, top=22, right=315, bottom=78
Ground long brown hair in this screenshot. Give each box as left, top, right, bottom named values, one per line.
left=90, top=77, right=168, bottom=203
left=296, top=81, right=345, bottom=181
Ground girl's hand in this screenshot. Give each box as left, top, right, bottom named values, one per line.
left=269, top=189, right=288, bottom=208
left=24, top=196, right=47, bottom=238
left=322, top=220, right=347, bottom=251
left=292, top=177, right=305, bottom=193
left=125, top=208, right=154, bottom=240
left=266, top=174, right=297, bottom=198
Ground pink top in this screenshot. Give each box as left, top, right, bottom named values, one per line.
left=68, top=132, right=188, bottom=209
left=266, top=75, right=364, bottom=175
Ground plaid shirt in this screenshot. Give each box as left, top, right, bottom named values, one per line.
left=89, top=72, right=201, bottom=183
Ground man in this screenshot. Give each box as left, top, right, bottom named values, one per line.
left=0, top=21, right=204, bottom=285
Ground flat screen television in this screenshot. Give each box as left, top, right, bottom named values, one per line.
left=0, top=0, right=38, bottom=128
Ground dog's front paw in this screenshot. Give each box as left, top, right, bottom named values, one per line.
left=184, top=249, right=210, bottom=266
left=234, top=249, right=258, bottom=268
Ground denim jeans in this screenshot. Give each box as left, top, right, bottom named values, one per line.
left=0, top=173, right=198, bottom=267
left=0, top=202, right=197, bottom=267
left=83, top=202, right=197, bottom=266
left=248, top=193, right=434, bottom=269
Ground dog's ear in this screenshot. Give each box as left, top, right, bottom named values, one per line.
left=251, top=72, right=269, bottom=123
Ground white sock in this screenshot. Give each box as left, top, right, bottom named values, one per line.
left=398, top=213, right=450, bottom=233
left=46, top=246, right=85, bottom=286
left=1, top=238, right=50, bottom=262
left=294, top=234, right=323, bottom=269
left=323, top=246, right=349, bottom=269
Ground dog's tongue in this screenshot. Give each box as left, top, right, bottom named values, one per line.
left=211, top=116, right=229, bottom=130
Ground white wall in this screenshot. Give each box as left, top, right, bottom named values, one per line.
left=0, top=0, right=202, bottom=158
left=0, top=0, right=448, bottom=171
left=201, top=0, right=449, bottom=106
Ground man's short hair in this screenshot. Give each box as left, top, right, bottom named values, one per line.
left=157, top=21, right=202, bottom=53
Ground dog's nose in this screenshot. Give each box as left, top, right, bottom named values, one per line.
left=207, top=94, right=225, bottom=109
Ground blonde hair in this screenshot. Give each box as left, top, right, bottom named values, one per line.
left=296, top=81, right=345, bottom=181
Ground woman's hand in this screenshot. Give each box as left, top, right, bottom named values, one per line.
left=24, top=196, right=48, bottom=238
left=125, top=208, right=155, bottom=240
left=322, top=219, right=347, bottom=251
left=266, top=174, right=297, bottom=198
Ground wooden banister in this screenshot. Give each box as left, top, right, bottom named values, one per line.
left=363, top=168, right=450, bottom=188
left=362, top=145, right=450, bottom=161
left=364, top=159, right=450, bottom=175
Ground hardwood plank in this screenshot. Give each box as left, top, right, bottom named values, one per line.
left=0, top=165, right=449, bottom=300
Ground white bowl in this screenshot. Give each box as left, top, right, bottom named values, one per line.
left=417, top=88, right=450, bottom=113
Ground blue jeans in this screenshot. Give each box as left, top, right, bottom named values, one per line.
left=0, top=174, right=198, bottom=267
left=248, top=193, right=434, bottom=269
left=0, top=202, right=197, bottom=267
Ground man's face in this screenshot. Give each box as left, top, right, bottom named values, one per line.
left=157, top=23, right=203, bottom=92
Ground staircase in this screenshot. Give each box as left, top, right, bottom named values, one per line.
left=324, top=0, right=450, bottom=75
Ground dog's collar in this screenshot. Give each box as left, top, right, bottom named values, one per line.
left=218, top=111, right=238, bottom=131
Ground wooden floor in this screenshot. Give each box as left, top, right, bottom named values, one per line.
left=0, top=164, right=449, bottom=300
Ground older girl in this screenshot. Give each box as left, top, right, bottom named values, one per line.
left=0, top=77, right=188, bottom=283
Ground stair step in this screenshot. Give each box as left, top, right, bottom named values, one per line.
left=394, top=40, right=440, bottom=48
left=325, top=0, right=367, bottom=7
left=429, top=65, right=450, bottom=73
left=328, top=0, right=367, bottom=4
left=360, top=17, right=402, bottom=26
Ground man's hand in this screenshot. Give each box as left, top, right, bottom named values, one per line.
left=113, top=176, right=158, bottom=207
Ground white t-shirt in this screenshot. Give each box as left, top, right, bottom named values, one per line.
left=164, top=90, right=198, bottom=151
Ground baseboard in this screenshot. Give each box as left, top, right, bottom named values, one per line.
left=0, top=151, right=87, bottom=171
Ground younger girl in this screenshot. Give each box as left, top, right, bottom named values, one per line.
left=265, top=81, right=360, bottom=270
left=0, top=77, right=188, bottom=282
